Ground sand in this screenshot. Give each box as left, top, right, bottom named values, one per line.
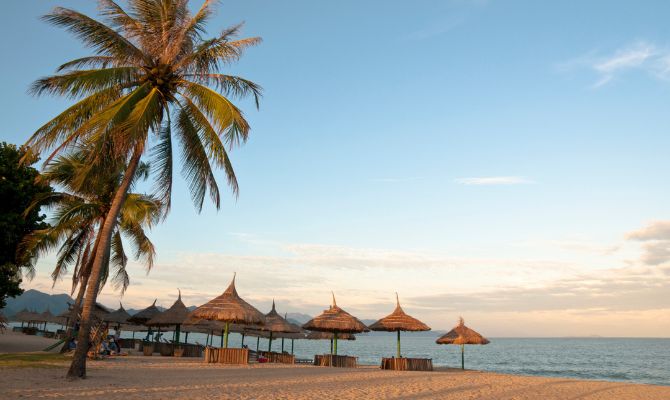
left=1, top=356, right=668, bottom=399
left=0, top=330, right=61, bottom=353
left=1, top=332, right=669, bottom=399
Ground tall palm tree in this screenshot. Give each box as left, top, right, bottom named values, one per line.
left=24, top=0, right=261, bottom=378
left=20, top=151, right=160, bottom=316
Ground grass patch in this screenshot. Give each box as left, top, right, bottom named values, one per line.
left=0, top=352, right=69, bottom=369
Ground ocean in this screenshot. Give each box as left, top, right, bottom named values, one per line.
left=13, top=323, right=670, bottom=386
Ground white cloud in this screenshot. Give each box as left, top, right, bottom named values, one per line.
left=626, top=221, right=670, bottom=266
left=560, top=41, right=670, bottom=88
left=455, top=176, right=534, bottom=185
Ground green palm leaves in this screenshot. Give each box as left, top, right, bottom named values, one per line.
left=27, top=0, right=261, bottom=214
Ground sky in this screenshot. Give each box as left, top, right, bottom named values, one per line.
left=1, top=0, right=670, bottom=337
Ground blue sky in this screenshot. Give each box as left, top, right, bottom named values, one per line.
left=2, top=1, right=670, bottom=336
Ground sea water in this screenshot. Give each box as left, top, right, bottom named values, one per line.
left=129, top=331, right=670, bottom=386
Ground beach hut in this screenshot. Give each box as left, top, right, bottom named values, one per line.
left=369, top=293, right=430, bottom=358
left=302, top=293, right=368, bottom=367
left=189, top=274, right=265, bottom=364
left=436, top=317, right=489, bottom=370
left=146, top=291, right=190, bottom=344
left=14, top=308, right=31, bottom=327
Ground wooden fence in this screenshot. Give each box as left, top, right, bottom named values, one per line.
left=380, top=357, right=433, bottom=371
left=258, top=351, right=295, bottom=364
left=204, top=347, right=249, bottom=364
left=314, top=354, right=357, bottom=368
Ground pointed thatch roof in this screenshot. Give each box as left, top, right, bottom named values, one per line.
left=127, top=299, right=162, bottom=325
left=302, top=293, right=369, bottom=334
left=147, top=291, right=190, bottom=327
left=188, top=274, right=266, bottom=326
left=259, top=301, right=301, bottom=333
left=102, top=303, right=131, bottom=325
left=306, top=331, right=356, bottom=340
left=436, top=317, right=490, bottom=345
left=369, top=294, right=430, bottom=332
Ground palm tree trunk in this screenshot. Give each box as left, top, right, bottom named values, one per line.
left=59, top=232, right=103, bottom=354
left=66, top=148, right=143, bottom=379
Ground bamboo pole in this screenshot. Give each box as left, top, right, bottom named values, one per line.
left=281, top=337, right=285, bottom=353
left=461, top=344, right=465, bottom=369
left=268, top=331, right=273, bottom=352
left=241, top=333, right=245, bottom=348
left=224, top=322, right=230, bottom=348
left=333, top=331, right=338, bottom=355
left=256, top=336, right=260, bottom=352
left=220, top=329, right=224, bottom=348
left=397, top=329, right=401, bottom=358
left=291, top=339, right=294, bottom=355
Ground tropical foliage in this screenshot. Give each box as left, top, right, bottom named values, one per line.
left=0, top=142, right=52, bottom=309
left=19, top=150, right=161, bottom=295
left=26, top=0, right=261, bottom=378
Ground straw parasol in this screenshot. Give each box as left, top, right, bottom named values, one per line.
left=369, top=293, right=430, bottom=358
left=127, top=299, right=162, bottom=325
left=147, top=290, right=191, bottom=344
left=436, top=317, right=490, bottom=369
left=102, top=303, right=131, bottom=328
left=188, top=273, right=265, bottom=348
left=259, top=300, right=301, bottom=353
left=302, top=293, right=368, bottom=355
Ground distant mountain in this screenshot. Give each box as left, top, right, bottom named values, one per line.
left=125, top=305, right=197, bottom=315
left=3, top=289, right=73, bottom=317
left=286, top=312, right=312, bottom=325
left=361, top=319, right=377, bottom=326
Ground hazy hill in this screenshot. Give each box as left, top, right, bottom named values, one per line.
left=3, top=289, right=73, bottom=317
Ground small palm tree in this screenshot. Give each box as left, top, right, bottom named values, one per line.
left=25, top=0, right=261, bottom=378
left=20, top=151, right=160, bottom=311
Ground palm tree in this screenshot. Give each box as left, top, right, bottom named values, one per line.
left=20, top=150, right=160, bottom=317
left=25, top=0, right=261, bottom=378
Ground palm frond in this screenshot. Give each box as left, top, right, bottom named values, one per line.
left=185, top=73, right=262, bottom=109
left=43, top=7, right=148, bottom=64
left=31, top=67, right=142, bottom=99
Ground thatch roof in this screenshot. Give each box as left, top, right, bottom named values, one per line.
left=259, top=301, right=301, bottom=333
left=40, top=309, right=57, bottom=323
left=102, top=303, right=131, bottom=324
left=147, top=291, right=190, bottom=327
left=369, top=294, right=430, bottom=332
left=16, top=309, right=42, bottom=322
left=57, top=303, right=110, bottom=320
left=436, top=317, right=490, bottom=345
left=302, top=293, right=369, bottom=334
left=188, top=274, right=265, bottom=326
left=127, top=299, right=162, bottom=325
left=306, top=331, right=356, bottom=340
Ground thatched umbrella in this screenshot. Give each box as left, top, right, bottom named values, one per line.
left=436, top=317, right=490, bottom=369
left=369, top=293, right=430, bottom=358
left=302, top=293, right=368, bottom=355
left=127, top=299, right=162, bottom=340
left=306, top=330, right=355, bottom=354
left=102, top=303, right=131, bottom=328
left=276, top=316, right=306, bottom=354
left=14, top=308, right=31, bottom=327
left=147, top=290, right=190, bottom=344
left=259, top=301, right=300, bottom=353
left=188, top=274, right=265, bottom=348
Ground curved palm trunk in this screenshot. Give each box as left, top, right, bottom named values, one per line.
left=59, top=231, right=103, bottom=354
left=66, top=148, right=143, bottom=379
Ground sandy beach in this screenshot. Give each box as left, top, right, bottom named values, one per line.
left=1, top=349, right=669, bottom=399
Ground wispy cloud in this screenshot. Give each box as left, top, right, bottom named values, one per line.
left=559, top=41, right=670, bottom=88
left=455, top=176, right=534, bottom=185
left=626, top=221, right=670, bottom=266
